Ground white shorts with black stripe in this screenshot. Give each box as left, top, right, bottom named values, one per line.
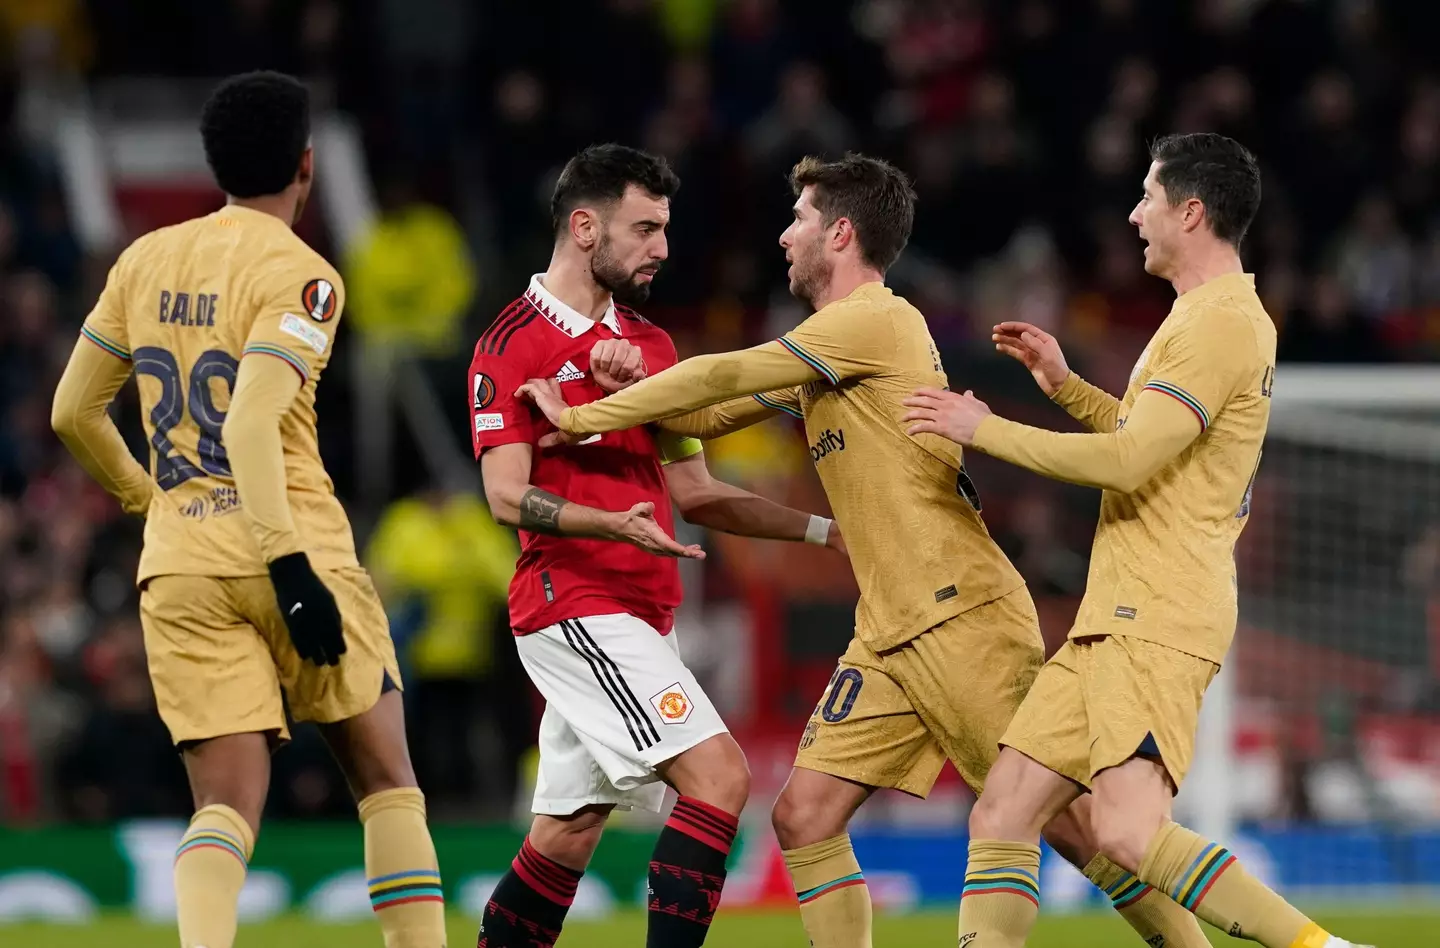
left=515, top=613, right=728, bottom=815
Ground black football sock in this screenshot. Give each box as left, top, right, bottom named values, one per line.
left=478, top=837, right=582, bottom=948
left=646, top=795, right=739, bottom=948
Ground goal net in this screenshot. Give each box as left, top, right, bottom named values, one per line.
left=1189, top=366, right=1440, bottom=903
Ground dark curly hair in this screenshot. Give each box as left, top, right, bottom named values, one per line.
left=550, top=144, right=680, bottom=235
left=200, top=71, right=311, bottom=199
left=789, top=153, right=917, bottom=272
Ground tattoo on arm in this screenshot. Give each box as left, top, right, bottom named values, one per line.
left=519, top=487, right=569, bottom=534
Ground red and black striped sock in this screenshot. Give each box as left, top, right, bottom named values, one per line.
left=646, top=796, right=739, bottom=948
left=478, top=837, right=583, bottom=948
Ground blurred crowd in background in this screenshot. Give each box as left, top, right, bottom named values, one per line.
left=1, top=0, right=1438, bottom=825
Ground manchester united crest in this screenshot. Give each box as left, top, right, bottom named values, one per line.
left=650, top=682, right=693, bottom=725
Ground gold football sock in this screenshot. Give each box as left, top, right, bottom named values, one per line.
left=359, top=788, right=447, bottom=948
left=174, top=804, right=254, bottom=948
left=1084, top=853, right=1212, bottom=948
left=784, top=834, right=873, bottom=948
left=1139, top=822, right=1332, bottom=947
left=958, top=839, right=1042, bottom=948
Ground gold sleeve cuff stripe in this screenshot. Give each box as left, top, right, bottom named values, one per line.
left=753, top=392, right=802, bottom=418
left=777, top=336, right=839, bottom=386
left=243, top=344, right=310, bottom=382
left=80, top=326, right=131, bottom=361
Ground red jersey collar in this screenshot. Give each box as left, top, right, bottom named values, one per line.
left=526, top=274, right=622, bottom=337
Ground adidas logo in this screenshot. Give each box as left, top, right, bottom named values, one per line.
left=555, top=360, right=585, bottom=382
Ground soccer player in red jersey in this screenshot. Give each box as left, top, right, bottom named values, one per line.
left=469, top=144, right=844, bottom=948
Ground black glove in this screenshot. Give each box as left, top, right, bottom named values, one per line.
left=267, top=552, right=347, bottom=666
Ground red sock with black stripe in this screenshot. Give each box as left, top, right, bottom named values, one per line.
left=646, top=796, right=739, bottom=948
left=478, top=837, right=583, bottom=948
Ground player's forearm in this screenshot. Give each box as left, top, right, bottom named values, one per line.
left=677, top=480, right=830, bottom=546
left=51, top=339, right=154, bottom=515
left=1052, top=373, right=1122, bottom=433
left=224, top=355, right=305, bottom=561
left=562, top=343, right=817, bottom=434
left=971, top=394, right=1199, bottom=493
left=658, top=395, right=784, bottom=439
left=483, top=482, right=617, bottom=540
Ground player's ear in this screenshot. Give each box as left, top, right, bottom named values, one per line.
left=296, top=147, right=315, bottom=187
left=831, top=216, right=856, bottom=254
left=1181, top=197, right=1206, bottom=234
left=570, top=207, right=599, bottom=251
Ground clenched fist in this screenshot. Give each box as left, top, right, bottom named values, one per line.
left=590, top=338, right=647, bottom=393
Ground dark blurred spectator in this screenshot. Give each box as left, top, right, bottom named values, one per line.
left=56, top=617, right=186, bottom=821
left=744, top=61, right=856, bottom=175
left=1392, top=90, right=1440, bottom=236
left=1284, top=71, right=1375, bottom=261
left=710, top=0, right=795, bottom=130
left=1335, top=194, right=1413, bottom=320
left=377, top=0, right=472, bottom=177
left=1277, top=272, right=1385, bottom=363
left=193, top=0, right=299, bottom=78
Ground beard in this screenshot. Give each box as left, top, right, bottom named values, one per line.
left=593, top=233, right=656, bottom=306
left=787, top=238, right=832, bottom=311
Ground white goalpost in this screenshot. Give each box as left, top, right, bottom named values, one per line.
left=1180, top=364, right=1440, bottom=901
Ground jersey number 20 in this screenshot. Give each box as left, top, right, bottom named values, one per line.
left=133, top=347, right=237, bottom=490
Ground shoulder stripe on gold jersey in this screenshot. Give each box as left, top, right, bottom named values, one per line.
left=753, top=392, right=802, bottom=418
left=777, top=336, right=839, bottom=386
left=1144, top=380, right=1209, bottom=429
left=243, top=343, right=310, bottom=382
left=80, top=326, right=131, bottom=361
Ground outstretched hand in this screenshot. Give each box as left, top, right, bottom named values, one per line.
left=901, top=387, right=993, bottom=446
left=611, top=501, right=706, bottom=559
left=991, top=321, right=1070, bottom=396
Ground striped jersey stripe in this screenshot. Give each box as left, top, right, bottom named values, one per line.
left=753, top=392, right=803, bottom=418
left=80, top=326, right=131, bottom=360
left=1144, top=379, right=1210, bottom=429
left=243, top=343, right=309, bottom=382
left=481, top=299, right=541, bottom=355
left=777, top=336, right=839, bottom=386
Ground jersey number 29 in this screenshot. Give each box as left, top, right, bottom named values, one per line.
left=133, top=347, right=236, bottom=490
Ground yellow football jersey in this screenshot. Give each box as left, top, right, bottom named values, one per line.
left=1072, top=273, right=1276, bottom=663
left=80, top=204, right=357, bottom=582
left=769, top=283, right=1025, bottom=651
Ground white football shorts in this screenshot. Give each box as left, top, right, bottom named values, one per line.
left=515, top=612, right=728, bottom=815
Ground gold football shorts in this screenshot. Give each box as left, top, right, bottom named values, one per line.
left=794, top=587, right=1044, bottom=796
left=140, top=568, right=402, bottom=745
left=999, top=633, right=1220, bottom=790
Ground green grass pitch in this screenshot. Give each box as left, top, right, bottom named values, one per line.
left=0, top=909, right=1431, bottom=947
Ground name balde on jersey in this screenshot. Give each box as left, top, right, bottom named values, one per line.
left=79, top=205, right=357, bottom=581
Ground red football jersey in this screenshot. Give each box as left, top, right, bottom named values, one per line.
left=469, top=275, right=684, bottom=636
